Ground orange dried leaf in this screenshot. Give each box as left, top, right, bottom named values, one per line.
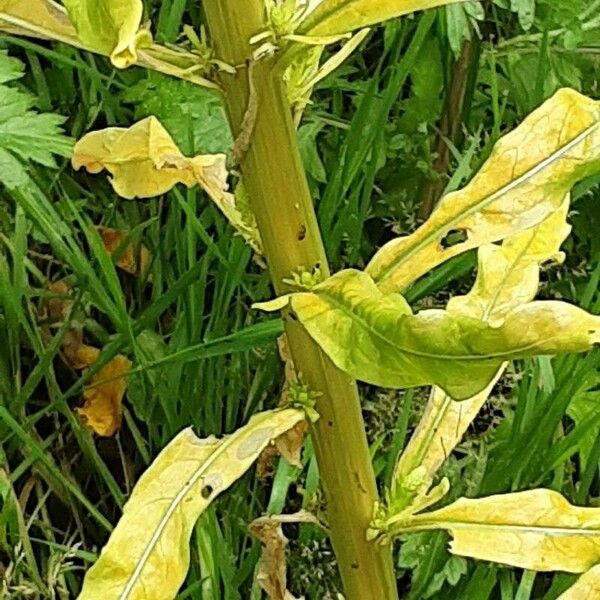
left=77, top=354, right=132, bottom=437
left=46, top=280, right=73, bottom=322
left=98, top=226, right=150, bottom=275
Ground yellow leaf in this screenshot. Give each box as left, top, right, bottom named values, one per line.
left=0, top=0, right=79, bottom=46
left=258, top=268, right=600, bottom=400
left=558, top=564, right=600, bottom=599
left=395, top=489, right=600, bottom=573
left=367, top=89, right=600, bottom=294
left=77, top=408, right=306, bottom=600
left=447, top=197, right=571, bottom=326
left=299, top=0, right=471, bottom=36
left=391, top=199, right=573, bottom=509
left=62, top=0, right=151, bottom=68
left=98, top=226, right=150, bottom=276
left=77, top=354, right=131, bottom=437
left=74, top=117, right=262, bottom=253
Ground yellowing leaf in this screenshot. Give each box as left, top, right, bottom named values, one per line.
left=72, top=117, right=221, bottom=199
left=0, top=0, right=79, bottom=46
left=367, top=89, right=600, bottom=294
left=394, top=489, right=600, bottom=573
left=558, top=564, right=600, bottom=599
left=77, top=354, right=131, bottom=437
left=77, top=408, right=306, bottom=600
left=391, top=372, right=503, bottom=510
left=391, top=199, right=573, bottom=509
left=299, top=0, right=468, bottom=36
left=62, top=0, right=151, bottom=68
left=98, top=226, right=150, bottom=276
left=258, top=269, right=600, bottom=400
left=73, top=118, right=262, bottom=253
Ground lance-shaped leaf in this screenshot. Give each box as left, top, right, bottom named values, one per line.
left=257, top=268, right=600, bottom=400
left=62, top=0, right=151, bottom=68
left=389, top=489, right=600, bottom=573
left=77, top=408, right=306, bottom=600
left=367, top=88, right=600, bottom=294
left=73, top=117, right=261, bottom=252
left=558, top=564, right=600, bottom=599
left=299, top=0, right=468, bottom=36
left=0, top=0, right=79, bottom=45
left=391, top=199, right=573, bottom=507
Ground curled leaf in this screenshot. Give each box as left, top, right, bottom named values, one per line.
left=393, top=489, right=600, bottom=573
left=258, top=269, right=600, bottom=400
left=250, top=511, right=320, bottom=600
left=77, top=354, right=131, bottom=437
left=98, top=226, right=150, bottom=276
left=367, top=89, right=600, bottom=294
left=391, top=198, right=573, bottom=509
left=73, top=118, right=261, bottom=252
left=77, top=408, right=306, bottom=600
left=62, top=0, right=151, bottom=68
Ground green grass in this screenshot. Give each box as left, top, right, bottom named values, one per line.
left=1, top=1, right=600, bottom=598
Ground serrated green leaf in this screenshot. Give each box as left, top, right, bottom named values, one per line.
left=367, top=88, right=600, bottom=294
left=0, top=53, right=72, bottom=190
left=257, top=268, right=600, bottom=400
left=391, top=489, right=600, bottom=573
left=299, top=0, right=469, bottom=36
left=77, top=408, right=306, bottom=600
left=62, top=0, right=151, bottom=68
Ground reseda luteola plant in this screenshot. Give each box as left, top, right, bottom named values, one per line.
left=5, top=1, right=600, bottom=599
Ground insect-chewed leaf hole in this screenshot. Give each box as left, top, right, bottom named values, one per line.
left=440, top=229, right=468, bottom=249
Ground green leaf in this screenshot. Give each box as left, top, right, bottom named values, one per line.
left=77, top=408, right=306, bottom=600
left=123, top=73, right=232, bottom=155
left=557, top=564, right=600, bottom=599
left=385, top=489, right=600, bottom=573
left=510, top=0, right=536, bottom=31
left=257, top=268, right=600, bottom=400
left=367, top=88, right=600, bottom=294
left=0, top=52, right=72, bottom=190
left=299, top=0, right=469, bottom=36
left=62, top=0, right=152, bottom=68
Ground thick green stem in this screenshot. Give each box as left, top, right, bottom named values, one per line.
left=202, top=3, right=398, bottom=599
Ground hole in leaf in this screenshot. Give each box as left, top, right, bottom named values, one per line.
left=201, top=485, right=213, bottom=499
left=440, top=229, right=468, bottom=249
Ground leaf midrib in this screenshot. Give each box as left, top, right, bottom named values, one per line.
left=374, top=120, right=600, bottom=286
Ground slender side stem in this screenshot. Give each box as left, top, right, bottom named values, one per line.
left=201, top=2, right=398, bottom=598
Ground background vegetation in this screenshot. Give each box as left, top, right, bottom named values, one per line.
left=1, top=1, right=600, bottom=598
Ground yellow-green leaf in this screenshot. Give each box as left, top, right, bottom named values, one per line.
left=367, top=88, right=600, bottom=294
left=0, top=0, right=79, bottom=46
left=390, top=199, right=573, bottom=508
left=259, top=268, right=600, bottom=400
left=393, top=489, right=600, bottom=573
left=77, top=408, right=305, bottom=600
left=299, top=0, right=468, bottom=36
left=558, top=564, right=600, bottom=599
left=390, top=371, right=503, bottom=510
left=62, top=0, right=151, bottom=68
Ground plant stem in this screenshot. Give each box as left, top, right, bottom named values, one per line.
left=201, top=2, right=398, bottom=598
